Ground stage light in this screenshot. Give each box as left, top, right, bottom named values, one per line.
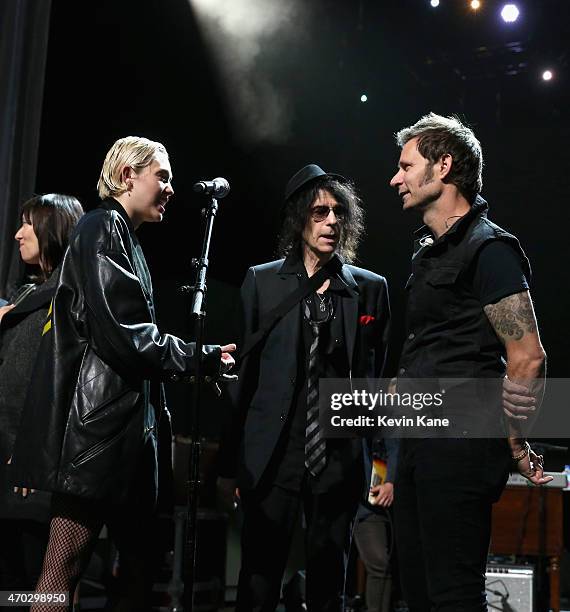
left=360, top=94, right=368, bottom=102
left=542, top=70, right=553, bottom=81
left=189, top=0, right=301, bottom=144
left=430, top=0, right=440, bottom=7
left=470, top=0, right=481, bottom=10
left=501, top=4, right=519, bottom=23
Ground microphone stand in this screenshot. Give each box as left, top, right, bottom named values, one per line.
left=183, top=195, right=219, bottom=612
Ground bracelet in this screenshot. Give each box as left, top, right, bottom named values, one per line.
left=511, top=441, right=530, bottom=462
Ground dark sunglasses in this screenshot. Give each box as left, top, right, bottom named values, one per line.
left=310, top=205, right=348, bottom=222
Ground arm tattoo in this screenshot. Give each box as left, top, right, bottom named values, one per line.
left=484, top=292, right=537, bottom=342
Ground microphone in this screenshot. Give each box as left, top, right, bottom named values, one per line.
left=192, top=177, right=230, bottom=199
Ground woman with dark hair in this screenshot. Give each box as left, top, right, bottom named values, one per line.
left=0, top=194, right=84, bottom=597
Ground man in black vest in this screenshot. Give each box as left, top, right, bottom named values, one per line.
left=389, top=113, right=550, bottom=611
left=219, top=165, right=390, bottom=611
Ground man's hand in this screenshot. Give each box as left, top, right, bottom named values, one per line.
left=220, top=344, right=237, bottom=373
left=369, top=482, right=394, bottom=507
left=217, top=476, right=239, bottom=512
left=515, top=445, right=554, bottom=486
left=0, top=304, right=15, bottom=323
left=484, top=292, right=546, bottom=422
left=502, top=376, right=537, bottom=420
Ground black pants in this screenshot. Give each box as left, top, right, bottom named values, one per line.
left=394, top=438, right=510, bottom=612
left=354, top=513, right=392, bottom=612
left=236, top=481, right=359, bottom=612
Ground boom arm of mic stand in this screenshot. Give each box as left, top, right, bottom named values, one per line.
left=184, top=196, right=219, bottom=612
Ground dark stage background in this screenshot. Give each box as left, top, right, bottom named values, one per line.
left=32, top=0, right=570, bottom=437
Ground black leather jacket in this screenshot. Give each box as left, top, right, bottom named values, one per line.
left=11, top=199, right=220, bottom=503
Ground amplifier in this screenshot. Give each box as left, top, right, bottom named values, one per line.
left=485, top=564, right=533, bottom=611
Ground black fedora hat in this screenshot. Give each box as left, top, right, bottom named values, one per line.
left=284, top=164, right=346, bottom=201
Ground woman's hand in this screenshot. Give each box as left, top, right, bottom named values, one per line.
left=7, top=456, right=35, bottom=498
left=220, top=344, right=237, bottom=373
left=0, top=304, right=15, bottom=323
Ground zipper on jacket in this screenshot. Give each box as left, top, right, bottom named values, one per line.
left=70, top=428, right=127, bottom=468
left=81, top=388, right=134, bottom=425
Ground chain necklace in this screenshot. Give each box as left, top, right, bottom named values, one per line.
left=316, top=291, right=328, bottom=313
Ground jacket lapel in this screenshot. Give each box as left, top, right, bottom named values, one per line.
left=338, top=265, right=359, bottom=370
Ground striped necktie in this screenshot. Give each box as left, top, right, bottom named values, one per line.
left=305, top=321, right=326, bottom=476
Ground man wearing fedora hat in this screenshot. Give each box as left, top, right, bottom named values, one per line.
left=219, top=164, right=390, bottom=611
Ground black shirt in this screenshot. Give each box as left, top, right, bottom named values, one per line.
left=472, top=240, right=529, bottom=306
left=264, top=266, right=351, bottom=492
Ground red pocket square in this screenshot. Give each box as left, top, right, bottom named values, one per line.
left=359, top=315, right=375, bottom=325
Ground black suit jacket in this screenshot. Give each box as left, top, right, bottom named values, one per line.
left=220, top=254, right=390, bottom=491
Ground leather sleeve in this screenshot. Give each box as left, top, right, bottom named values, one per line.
left=68, top=210, right=221, bottom=380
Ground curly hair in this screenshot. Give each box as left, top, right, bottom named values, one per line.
left=277, top=177, right=365, bottom=263
left=395, top=113, right=483, bottom=203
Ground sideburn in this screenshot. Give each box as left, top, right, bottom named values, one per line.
left=420, top=162, right=435, bottom=186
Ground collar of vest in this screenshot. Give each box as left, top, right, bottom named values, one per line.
left=413, top=195, right=489, bottom=245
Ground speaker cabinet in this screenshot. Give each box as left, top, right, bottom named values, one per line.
left=486, top=564, right=534, bottom=611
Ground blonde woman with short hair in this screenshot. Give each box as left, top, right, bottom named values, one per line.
left=11, top=137, right=236, bottom=612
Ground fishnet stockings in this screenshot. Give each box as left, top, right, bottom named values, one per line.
left=30, top=494, right=103, bottom=612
